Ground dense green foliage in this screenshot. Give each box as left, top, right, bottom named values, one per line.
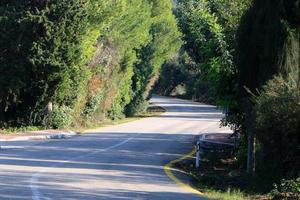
left=234, top=0, right=300, bottom=182
left=0, top=0, right=180, bottom=127
left=126, top=0, right=182, bottom=116
left=237, top=0, right=300, bottom=93
left=232, top=0, right=300, bottom=128
left=155, top=50, right=197, bottom=97
left=253, top=76, right=300, bottom=181
left=156, top=0, right=250, bottom=107
left=0, top=0, right=91, bottom=126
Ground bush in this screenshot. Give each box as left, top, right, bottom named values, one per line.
left=49, top=105, right=72, bottom=129
left=271, top=178, right=300, bottom=200
left=125, top=100, right=149, bottom=117
left=253, top=76, right=300, bottom=180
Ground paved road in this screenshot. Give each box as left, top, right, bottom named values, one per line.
left=0, top=96, right=230, bottom=200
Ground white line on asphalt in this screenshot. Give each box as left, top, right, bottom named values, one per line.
left=30, top=135, right=136, bottom=200
left=0, top=146, right=25, bottom=149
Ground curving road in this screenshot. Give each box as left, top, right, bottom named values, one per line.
left=0, top=95, right=230, bottom=200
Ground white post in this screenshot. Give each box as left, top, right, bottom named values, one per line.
left=196, top=141, right=200, bottom=168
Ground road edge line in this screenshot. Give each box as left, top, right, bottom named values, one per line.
left=163, top=147, right=204, bottom=197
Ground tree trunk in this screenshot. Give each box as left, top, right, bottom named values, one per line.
left=246, top=101, right=256, bottom=174
left=247, top=129, right=255, bottom=174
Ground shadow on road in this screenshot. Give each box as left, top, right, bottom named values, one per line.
left=0, top=96, right=224, bottom=200
left=0, top=132, right=199, bottom=199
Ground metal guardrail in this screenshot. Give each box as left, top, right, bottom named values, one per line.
left=195, top=134, right=238, bottom=168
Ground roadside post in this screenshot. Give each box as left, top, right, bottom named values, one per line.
left=196, top=141, right=200, bottom=168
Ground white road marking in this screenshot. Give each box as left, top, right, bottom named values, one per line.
left=30, top=136, right=136, bottom=200
left=28, top=96, right=228, bottom=200
left=0, top=146, right=25, bottom=149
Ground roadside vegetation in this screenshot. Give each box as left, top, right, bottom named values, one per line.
left=0, top=0, right=181, bottom=129
left=177, top=148, right=268, bottom=200
left=0, top=104, right=165, bottom=134
left=156, top=0, right=300, bottom=199
left=77, top=104, right=166, bottom=133
left=1, top=0, right=299, bottom=199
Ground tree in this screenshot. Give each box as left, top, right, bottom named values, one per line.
left=0, top=0, right=181, bottom=127
left=236, top=0, right=300, bottom=173
left=159, top=0, right=249, bottom=106
left=126, top=0, right=182, bottom=115
left=0, top=0, right=91, bottom=126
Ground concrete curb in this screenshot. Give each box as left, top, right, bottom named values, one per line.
left=0, top=131, right=77, bottom=142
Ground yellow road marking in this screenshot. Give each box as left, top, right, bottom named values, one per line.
left=164, top=147, right=204, bottom=197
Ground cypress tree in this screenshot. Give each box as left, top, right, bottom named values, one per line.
left=0, top=0, right=90, bottom=126
left=237, top=0, right=300, bottom=93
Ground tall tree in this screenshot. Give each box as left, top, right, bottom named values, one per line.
left=126, top=0, right=182, bottom=115
left=236, top=0, right=300, bottom=173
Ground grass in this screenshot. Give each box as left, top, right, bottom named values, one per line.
left=204, top=189, right=251, bottom=200
left=0, top=125, right=42, bottom=134
left=176, top=149, right=271, bottom=200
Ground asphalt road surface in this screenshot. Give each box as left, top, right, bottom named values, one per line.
left=0, top=95, right=230, bottom=200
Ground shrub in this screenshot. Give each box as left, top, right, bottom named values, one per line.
left=49, top=105, right=72, bottom=129
left=125, top=99, right=149, bottom=117
left=271, top=178, right=300, bottom=200
left=253, top=76, right=300, bottom=180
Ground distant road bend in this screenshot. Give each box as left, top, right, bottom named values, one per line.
left=0, top=95, right=230, bottom=200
